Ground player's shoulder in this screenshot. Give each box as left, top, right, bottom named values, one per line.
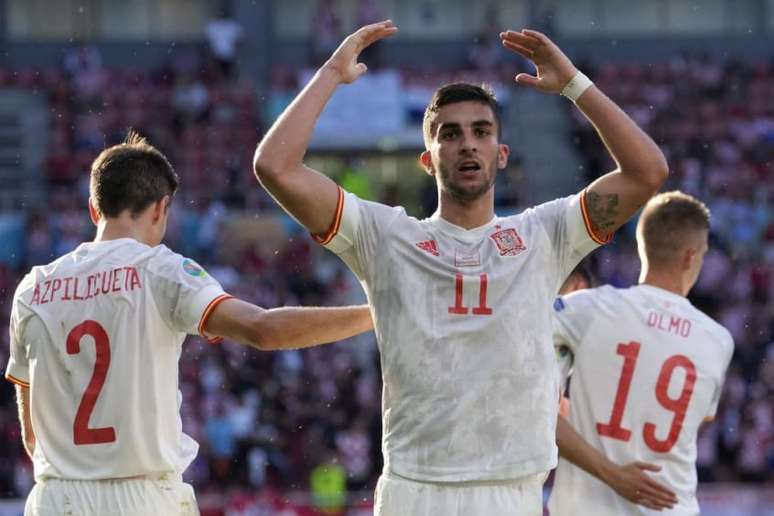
left=348, top=192, right=407, bottom=218
left=11, top=270, right=37, bottom=303
left=143, top=244, right=192, bottom=271
left=500, top=194, right=578, bottom=233
left=563, top=283, right=618, bottom=305
left=142, top=244, right=219, bottom=284
left=14, top=247, right=81, bottom=297
left=516, top=194, right=577, bottom=218
left=555, top=285, right=622, bottom=321
left=685, top=303, right=734, bottom=349
left=346, top=191, right=413, bottom=232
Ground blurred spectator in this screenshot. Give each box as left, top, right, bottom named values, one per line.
left=311, top=0, right=342, bottom=66
left=354, top=0, right=385, bottom=68
left=206, top=4, right=244, bottom=79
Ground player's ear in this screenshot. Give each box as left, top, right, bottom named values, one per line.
left=681, top=246, right=697, bottom=271
left=419, top=151, right=434, bottom=176
left=88, top=197, right=100, bottom=226
left=161, top=195, right=172, bottom=215
left=497, top=143, right=510, bottom=170
left=151, top=196, right=169, bottom=222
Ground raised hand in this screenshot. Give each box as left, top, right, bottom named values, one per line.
left=608, top=461, right=679, bottom=511
left=322, top=20, right=398, bottom=84
left=500, top=29, right=578, bottom=94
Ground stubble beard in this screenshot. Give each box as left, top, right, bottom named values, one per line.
left=437, top=159, right=497, bottom=202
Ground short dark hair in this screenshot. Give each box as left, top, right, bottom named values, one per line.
left=422, top=83, right=501, bottom=147
left=637, top=191, right=710, bottom=264
left=90, top=131, right=178, bottom=218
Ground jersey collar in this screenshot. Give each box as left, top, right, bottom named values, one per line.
left=428, top=213, right=499, bottom=244
left=635, top=284, right=690, bottom=305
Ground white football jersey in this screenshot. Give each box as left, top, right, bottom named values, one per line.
left=319, top=188, right=605, bottom=482
left=549, top=284, right=734, bottom=516
left=5, top=238, right=229, bottom=481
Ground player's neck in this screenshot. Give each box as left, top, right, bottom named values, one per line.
left=94, top=219, right=151, bottom=246
left=640, top=269, right=687, bottom=297
left=437, top=192, right=495, bottom=230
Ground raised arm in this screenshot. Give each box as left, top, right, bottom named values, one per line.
left=253, top=20, right=398, bottom=235
left=203, top=298, right=373, bottom=350
left=556, top=416, right=677, bottom=510
left=500, top=30, right=668, bottom=238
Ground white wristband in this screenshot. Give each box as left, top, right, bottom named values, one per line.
left=560, top=71, right=593, bottom=103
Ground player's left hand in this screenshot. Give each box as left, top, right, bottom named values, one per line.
left=608, top=462, right=679, bottom=510
left=499, top=29, right=578, bottom=94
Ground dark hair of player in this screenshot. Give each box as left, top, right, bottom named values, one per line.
left=422, top=83, right=502, bottom=147
left=637, top=191, right=710, bottom=265
left=89, top=130, right=179, bottom=218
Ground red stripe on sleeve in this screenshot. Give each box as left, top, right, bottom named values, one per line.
left=198, top=294, right=234, bottom=344
left=580, top=190, right=613, bottom=245
left=312, top=187, right=344, bottom=246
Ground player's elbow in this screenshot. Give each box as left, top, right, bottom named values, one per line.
left=640, top=151, right=669, bottom=192
left=253, top=145, right=285, bottom=185
left=248, top=311, right=283, bottom=351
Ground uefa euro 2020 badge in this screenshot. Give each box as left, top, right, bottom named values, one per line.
left=182, top=259, right=207, bottom=278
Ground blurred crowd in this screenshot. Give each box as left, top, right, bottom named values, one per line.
left=0, top=26, right=771, bottom=516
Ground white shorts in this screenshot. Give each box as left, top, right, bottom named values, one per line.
left=374, top=472, right=547, bottom=516
left=24, top=473, right=199, bottom=516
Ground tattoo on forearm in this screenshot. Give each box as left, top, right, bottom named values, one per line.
left=586, top=192, right=620, bottom=233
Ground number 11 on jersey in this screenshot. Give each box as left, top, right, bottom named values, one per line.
left=448, top=273, right=492, bottom=316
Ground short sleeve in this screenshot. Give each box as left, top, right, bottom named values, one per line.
left=532, top=191, right=612, bottom=290
left=312, top=188, right=404, bottom=282
left=552, top=289, right=599, bottom=356
left=5, top=276, right=33, bottom=387
left=706, top=332, right=735, bottom=419
left=146, top=249, right=230, bottom=343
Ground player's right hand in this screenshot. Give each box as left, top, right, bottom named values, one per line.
left=322, top=20, right=398, bottom=84
left=610, top=461, right=679, bottom=510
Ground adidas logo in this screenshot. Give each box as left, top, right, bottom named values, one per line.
left=416, top=240, right=440, bottom=256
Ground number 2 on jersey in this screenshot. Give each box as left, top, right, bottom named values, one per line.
left=66, top=320, right=116, bottom=445
left=597, top=341, right=696, bottom=453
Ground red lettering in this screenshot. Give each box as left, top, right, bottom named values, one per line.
left=643, top=355, right=696, bottom=452
left=597, top=341, right=640, bottom=441
left=31, top=284, right=41, bottom=305
left=128, top=267, right=141, bottom=290
left=49, top=279, right=62, bottom=303
left=471, top=274, right=492, bottom=315
left=87, top=275, right=96, bottom=299
left=448, top=273, right=469, bottom=314
left=649, top=311, right=693, bottom=339
left=62, top=277, right=73, bottom=300
left=669, top=316, right=681, bottom=334
left=73, top=277, right=85, bottom=300
left=112, top=268, right=122, bottom=292
left=67, top=320, right=116, bottom=445
left=39, top=280, right=52, bottom=305
left=100, top=271, right=112, bottom=295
